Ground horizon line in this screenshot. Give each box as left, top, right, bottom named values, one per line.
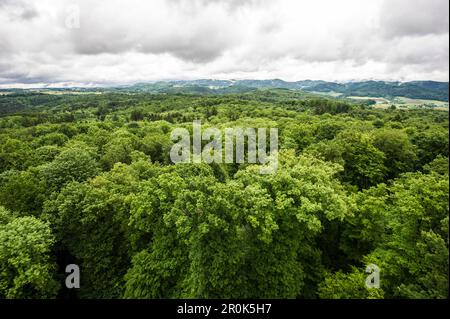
left=0, top=78, right=449, bottom=90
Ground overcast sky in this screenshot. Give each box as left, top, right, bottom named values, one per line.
left=0, top=0, right=448, bottom=88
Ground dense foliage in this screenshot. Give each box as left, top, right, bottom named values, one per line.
left=0, top=89, right=448, bottom=299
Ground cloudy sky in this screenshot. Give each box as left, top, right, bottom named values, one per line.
left=0, top=0, right=448, bottom=88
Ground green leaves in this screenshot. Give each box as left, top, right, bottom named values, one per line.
left=124, top=151, right=351, bottom=298
left=0, top=211, right=58, bottom=299
left=318, top=268, right=384, bottom=299
left=330, top=171, right=449, bottom=299
left=40, top=145, right=101, bottom=191
left=373, top=129, right=418, bottom=179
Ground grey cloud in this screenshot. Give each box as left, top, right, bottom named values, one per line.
left=67, top=1, right=240, bottom=63
left=259, top=19, right=282, bottom=34
left=71, top=27, right=231, bottom=63
left=168, top=0, right=268, bottom=11
left=0, top=0, right=15, bottom=7
left=0, top=0, right=38, bottom=20
left=0, top=0, right=448, bottom=86
left=140, top=28, right=235, bottom=63
left=0, top=71, right=48, bottom=84
left=19, top=7, right=38, bottom=20
left=380, top=0, right=449, bottom=38
left=70, top=29, right=231, bottom=63
left=0, top=37, right=11, bottom=55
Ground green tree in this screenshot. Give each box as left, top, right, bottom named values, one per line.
left=336, top=131, right=387, bottom=189
left=125, top=152, right=350, bottom=298
left=0, top=138, right=35, bottom=173
left=373, top=129, right=417, bottom=179
left=318, top=268, right=384, bottom=299
left=0, top=208, right=59, bottom=299
left=0, top=168, right=46, bottom=215
left=40, top=145, right=101, bottom=190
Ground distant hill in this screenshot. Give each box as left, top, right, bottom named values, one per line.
left=119, top=79, right=449, bottom=101
left=2, top=79, right=447, bottom=101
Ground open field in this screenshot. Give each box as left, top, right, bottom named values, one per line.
left=347, top=95, right=449, bottom=110
left=33, top=90, right=104, bottom=95
left=309, top=91, right=344, bottom=98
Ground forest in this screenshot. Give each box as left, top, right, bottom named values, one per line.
left=0, top=88, right=448, bottom=299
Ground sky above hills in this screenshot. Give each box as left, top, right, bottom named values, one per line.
left=0, top=0, right=448, bottom=88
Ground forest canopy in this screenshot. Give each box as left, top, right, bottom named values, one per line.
left=0, top=89, right=448, bottom=299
